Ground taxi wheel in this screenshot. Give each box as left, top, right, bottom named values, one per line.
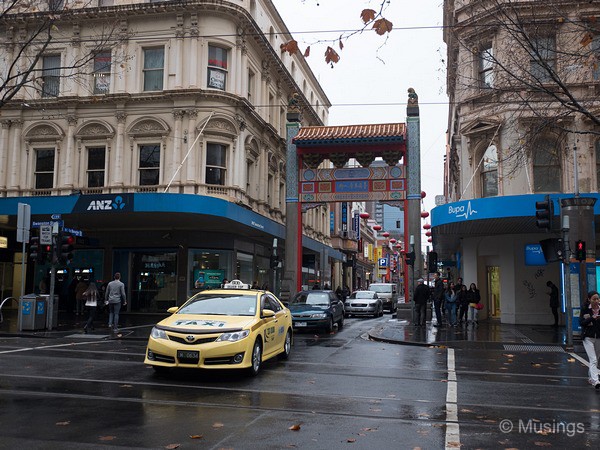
left=279, top=330, right=292, bottom=360
left=248, top=339, right=263, bottom=376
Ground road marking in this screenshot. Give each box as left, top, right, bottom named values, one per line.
left=569, top=352, right=589, bottom=367
left=0, top=341, right=102, bottom=354
left=445, top=348, right=460, bottom=449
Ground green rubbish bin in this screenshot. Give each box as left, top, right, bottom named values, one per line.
left=19, top=294, right=47, bottom=331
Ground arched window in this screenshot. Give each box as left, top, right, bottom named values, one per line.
left=533, top=138, right=561, bottom=192
left=481, top=145, right=498, bottom=197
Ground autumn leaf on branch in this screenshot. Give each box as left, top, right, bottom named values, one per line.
left=361, top=9, right=376, bottom=24
left=372, top=18, right=393, bottom=36
left=280, top=39, right=299, bottom=55
left=304, top=46, right=310, bottom=57
left=339, top=36, right=344, bottom=50
left=325, top=46, right=340, bottom=65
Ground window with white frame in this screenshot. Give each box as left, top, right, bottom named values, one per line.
left=87, top=147, right=106, bottom=187
left=206, top=143, right=227, bottom=185
left=143, top=47, right=164, bottom=91
left=478, top=46, right=494, bottom=89
left=42, top=55, right=60, bottom=97
left=533, top=138, right=561, bottom=192
left=35, top=149, right=55, bottom=189
left=481, top=145, right=498, bottom=197
left=138, top=144, right=160, bottom=185
left=93, top=51, right=111, bottom=94
left=530, top=36, right=556, bottom=82
left=247, top=68, right=255, bottom=100
left=207, top=45, right=228, bottom=90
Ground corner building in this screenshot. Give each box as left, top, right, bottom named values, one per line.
left=437, top=0, right=600, bottom=325
left=0, top=0, right=341, bottom=311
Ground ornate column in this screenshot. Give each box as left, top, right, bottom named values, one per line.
left=169, top=109, right=185, bottom=191
left=0, top=121, right=10, bottom=189
left=175, top=14, right=184, bottom=89
left=261, top=61, right=270, bottom=122
left=63, top=114, right=77, bottom=188
left=68, top=24, right=81, bottom=96
left=116, top=20, right=129, bottom=93
left=185, top=109, right=198, bottom=191
left=235, top=28, right=245, bottom=96
left=8, top=120, right=23, bottom=190
left=189, top=14, right=199, bottom=88
left=113, top=111, right=127, bottom=186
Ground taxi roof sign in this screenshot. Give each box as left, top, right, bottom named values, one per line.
left=223, top=279, right=250, bottom=289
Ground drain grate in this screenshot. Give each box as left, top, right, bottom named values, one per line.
left=503, top=344, right=565, bottom=352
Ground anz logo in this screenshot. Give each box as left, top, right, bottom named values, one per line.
left=448, top=201, right=478, bottom=220
left=87, top=196, right=127, bottom=211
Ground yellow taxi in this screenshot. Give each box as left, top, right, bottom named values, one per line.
left=144, top=280, right=292, bottom=376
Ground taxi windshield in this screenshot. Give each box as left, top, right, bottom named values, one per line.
left=178, top=294, right=257, bottom=316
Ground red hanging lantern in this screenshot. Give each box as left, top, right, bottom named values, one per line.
left=373, top=225, right=382, bottom=231
left=389, top=238, right=397, bottom=244
left=395, top=243, right=403, bottom=249
left=421, top=211, right=430, bottom=218
left=359, top=212, right=370, bottom=219
left=421, top=191, right=427, bottom=199
left=425, top=231, right=432, bottom=237
left=423, top=224, right=431, bottom=230
left=427, top=238, right=432, bottom=243
left=382, top=231, right=390, bottom=238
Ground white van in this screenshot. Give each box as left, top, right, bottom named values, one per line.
left=368, top=283, right=398, bottom=313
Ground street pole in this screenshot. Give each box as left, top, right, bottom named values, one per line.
left=562, top=215, right=572, bottom=350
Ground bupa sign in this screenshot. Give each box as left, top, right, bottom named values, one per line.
left=73, top=194, right=133, bottom=213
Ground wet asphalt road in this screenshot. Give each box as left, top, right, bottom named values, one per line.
left=1, top=315, right=600, bottom=449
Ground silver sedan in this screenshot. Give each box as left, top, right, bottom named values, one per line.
left=344, top=290, right=383, bottom=318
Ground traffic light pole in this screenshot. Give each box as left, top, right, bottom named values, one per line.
left=562, top=216, right=573, bottom=350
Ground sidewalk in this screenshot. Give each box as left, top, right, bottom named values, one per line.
left=368, top=316, right=582, bottom=352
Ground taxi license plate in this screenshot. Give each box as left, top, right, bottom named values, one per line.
left=295, top=322, right=307, bottom=327
left=177, top=350, right=199, bottom=361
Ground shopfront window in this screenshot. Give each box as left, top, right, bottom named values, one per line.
left=189, top=249, right=232, bottom=293
left=130, top=251, right=177, bottom=312
left=236, top=252, right=253, bottom=286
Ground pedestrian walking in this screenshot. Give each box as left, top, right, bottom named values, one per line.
left=457, top=284, right=469, bottom=325
left=432, top=272, right=445, bottom=327
left=82, top=282, right=100, bottom=333
left=580, top=291, right=600, bottom=389
left=75, top=278, right=89, bottom=316
left=547, top=280, right=560, bottom=327
left=413, top=278, right=430, bottom=326
left=105, top=272, right=127, bottom=332
left=445, top=282, right=458, bottom=326
left=466, top=283, right=482, bottom=326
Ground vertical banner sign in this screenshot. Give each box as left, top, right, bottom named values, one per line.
left=330, top=212, right=334, bottom=235
left=341, top=202, right=348, bottom=233
left=353, top=212, right=360, bottom=241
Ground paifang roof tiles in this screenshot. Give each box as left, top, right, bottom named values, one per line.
left=293, top=123, right=406, bottom=143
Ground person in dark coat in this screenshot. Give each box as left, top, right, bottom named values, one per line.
left=432, top=272, right=445, bottom=327
left=413, top=278, right=430, bottom=326
left=457, top=284, right=469, bottom=325
left=547, top=281, right=560, bottom=327
left=580, top=291, right=600, bottom=388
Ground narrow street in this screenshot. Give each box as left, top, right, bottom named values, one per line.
left=0, top=315, right=599, bottom=449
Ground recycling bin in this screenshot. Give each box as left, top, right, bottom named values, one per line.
left=19, top=294, right=47, bottom=331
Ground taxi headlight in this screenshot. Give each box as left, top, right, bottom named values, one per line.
left=310, top=313, right=327, bottom=318
left=216, top=330, right=250, bottom=342
left=150, top=327, right=168, bottom=340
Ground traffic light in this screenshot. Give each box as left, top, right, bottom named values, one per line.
left=540, top=238, right=563, bottom=263
left=270, top=254, right=279, bottom=269
left=59, top=233, right=75, bottom=264
left=29, top=235, right=41, bottom=263
left=405, top=251, right=415, bottom=267
left=576, top=240, right=586, bottom=261
left=428, top=251, right=438, bottom=273
left=535, top=195, right=553, bottom=230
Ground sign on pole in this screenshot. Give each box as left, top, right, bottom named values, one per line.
left=17, top=203, right=31, bottom=243
left=40, top=225, right=52, bottom=245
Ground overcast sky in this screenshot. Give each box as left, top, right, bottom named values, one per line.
left=271, top=0, right=448, bottom=244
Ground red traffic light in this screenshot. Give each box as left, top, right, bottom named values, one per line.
left=576, top=240, right=586, bottom=261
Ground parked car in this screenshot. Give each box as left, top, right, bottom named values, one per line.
left=368, top=283, right=399, bottom=313
left=288, top=290, right=344, bottom=333
left=144, top=280, right=292, bottom=377
left=344, top=290, right=383, bottom=318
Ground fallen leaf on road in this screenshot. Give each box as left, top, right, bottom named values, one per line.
left=531, top=363, right=542, bottom=367
left=503, top=354, right=514, bottom=358
left=119, top=384, right=133, bottom=388
left=165, top=444, right=180, bottom=449
left=460, top=409, right=473, bottom=413
left=533, top=442, right=552, bottom=447
left=289, top=424, right=301, bottom=431
left=212, top=422, right=224, bottom=429
left=567, top=358, right=575, bottom=362
left=347, top=438, right=356, bottom=443
left=99, top=436, right=116, bottom=441
left=189, top=435, right=203, bottom=439
left=56, top=421, right=70, bottom=426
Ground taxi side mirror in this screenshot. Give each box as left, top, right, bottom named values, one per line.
left=167, top=306, right=178, bottom=314
left=262, top=309, right=275, bottom=318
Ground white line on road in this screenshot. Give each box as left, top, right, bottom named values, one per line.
left=445, top=348, right=460, bottom=450
left=0, top=341, right=102, bottom=354
left=569, top=352, right=589, bottom=367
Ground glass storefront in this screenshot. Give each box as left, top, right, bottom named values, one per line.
left=189, top=249, right=232, bottom=295
left=129, top=251, right=177, bottom=312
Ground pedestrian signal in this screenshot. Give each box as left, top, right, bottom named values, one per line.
left=576, top=240, right=586, bottom=261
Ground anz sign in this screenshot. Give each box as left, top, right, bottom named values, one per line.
left=74, top=194, right=133, bottom=213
